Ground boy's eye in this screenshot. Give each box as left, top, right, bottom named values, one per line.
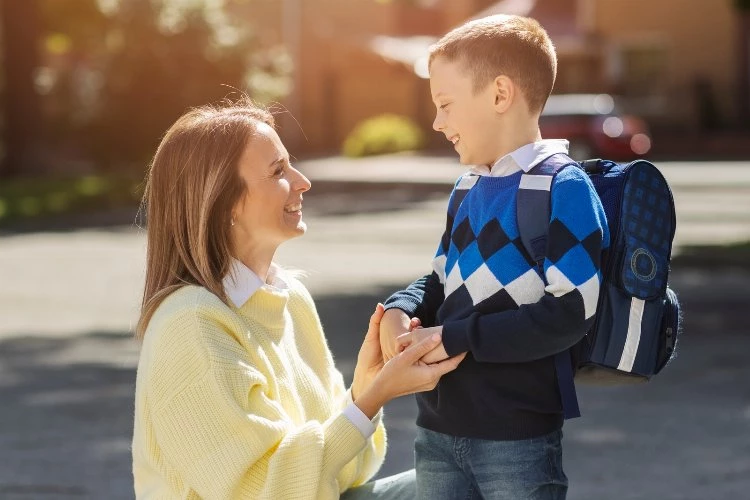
left=439, top=103, right=449, bottom=110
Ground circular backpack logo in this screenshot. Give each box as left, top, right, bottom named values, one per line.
left=631, top=248, right=657, bottom=281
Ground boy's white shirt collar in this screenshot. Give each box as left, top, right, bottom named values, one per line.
left=470, top=139, right=569, bottom=177
left=222, top=258, right=289, bottom=308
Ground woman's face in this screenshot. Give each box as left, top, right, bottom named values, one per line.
left=232, top=123, right=311, bottom=254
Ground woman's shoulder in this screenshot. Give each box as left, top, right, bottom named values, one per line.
left=145, top=285, right=236, bottom=343
left=155, top=285, right=229, bottom=318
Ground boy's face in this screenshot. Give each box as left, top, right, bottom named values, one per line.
left=430, top=55, right=501, bottom=167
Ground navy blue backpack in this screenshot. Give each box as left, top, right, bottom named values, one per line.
left=517, top=155, right=682, bottom=419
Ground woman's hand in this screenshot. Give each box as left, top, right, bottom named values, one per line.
left=396, top=326, right=449, bottom=364
left=351, top=303, right=388, bottom=404
left=352, top=305, right=465, bottom=419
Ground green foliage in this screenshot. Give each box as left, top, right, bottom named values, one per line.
left=342, top=114, right=425, bottom=158
left=0, top=174, right=143, bottom=225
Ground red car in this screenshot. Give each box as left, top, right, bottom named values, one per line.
left=539, top=94, right=652, bottom=161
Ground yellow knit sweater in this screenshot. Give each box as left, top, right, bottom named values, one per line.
left=132, top=278, right=386, bottom=499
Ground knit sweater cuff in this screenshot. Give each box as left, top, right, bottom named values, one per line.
left=343, top=389, right=381, bottom=438
left=382, top=298, right=420, bottom=318
left=322, top=413, right=369, bottom=474
left=442, top=318, right=471, bottom=356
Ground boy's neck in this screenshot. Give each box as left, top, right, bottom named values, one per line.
left=488, top=123, right=542, bottom=167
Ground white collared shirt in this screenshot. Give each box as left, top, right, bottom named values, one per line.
left=222, top=258, right=289, bottom=308
left=470, top=139, right=570, bottom=177
left=222, top=258, right=378, bottom=438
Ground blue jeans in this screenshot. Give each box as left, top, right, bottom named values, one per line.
left=415, top=427, right=567, bottom=500
left=340, top=469, right=416, bottom=500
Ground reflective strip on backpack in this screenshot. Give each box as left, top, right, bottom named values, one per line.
left=618, top=297, right=645, bottom=372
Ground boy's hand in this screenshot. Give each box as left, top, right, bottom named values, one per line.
left=380, top=308, right=420, bottom=362
left=396, top=325, right=450, bottom=364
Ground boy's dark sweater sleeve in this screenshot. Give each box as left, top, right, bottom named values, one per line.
left=383, top=272, right=444, bottom=327
left=441, top=171, right=610, bottom=362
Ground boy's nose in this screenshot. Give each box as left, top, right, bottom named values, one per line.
left=432, top=114, right=444, bottom=132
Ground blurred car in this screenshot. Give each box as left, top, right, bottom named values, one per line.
left=539, top=93, right=652, bottom=161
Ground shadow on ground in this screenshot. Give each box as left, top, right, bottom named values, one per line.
left=0, top=332, right=137, bottom=498
left=1, top=267, right=749, bottom=499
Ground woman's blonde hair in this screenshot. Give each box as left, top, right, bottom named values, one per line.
left=135, top=99, right=274, bottom=339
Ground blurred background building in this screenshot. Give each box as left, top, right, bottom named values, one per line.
left=256, top=0, right=747, bottom=156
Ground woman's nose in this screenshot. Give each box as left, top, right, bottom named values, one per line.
left=293, top=167, right=311, bottom=192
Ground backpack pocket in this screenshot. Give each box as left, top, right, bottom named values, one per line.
left=619, top=162, right=675, bottom=300
left=583, top=282, right=667, bottom=382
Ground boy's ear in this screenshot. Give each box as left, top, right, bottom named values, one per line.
left=493, top=75, right=514, bottom=114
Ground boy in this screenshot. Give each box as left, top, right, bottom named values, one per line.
left=380, top=15, right=610, bottom=500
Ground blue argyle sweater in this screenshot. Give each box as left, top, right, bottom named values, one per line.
left=385, top=153, right=610, bottom=440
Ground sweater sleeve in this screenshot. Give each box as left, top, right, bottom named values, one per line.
left=383, top=272, right=444, bottom=327
left=148, top=305, right=372, bottom=500
left=441, top=168, right=610, bottom=362
left=287, top=279, right=387, bottom=489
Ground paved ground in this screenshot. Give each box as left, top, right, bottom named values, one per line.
left=1, top=157, right=749, bottom=499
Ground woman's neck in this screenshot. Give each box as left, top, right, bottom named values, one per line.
left=234, top=245, right=275, bottom=284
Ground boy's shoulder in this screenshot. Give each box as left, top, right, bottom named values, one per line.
left=531, top=153, right=594, bottom=189
left=452, top=170, right=481, bottom=189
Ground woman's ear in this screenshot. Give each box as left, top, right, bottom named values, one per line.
left=493, top=75, right=514, bottom=113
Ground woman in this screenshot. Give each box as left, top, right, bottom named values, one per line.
left=131, top=99, right=464, bottom=499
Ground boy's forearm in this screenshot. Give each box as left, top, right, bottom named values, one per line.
left=440, top=292, right=593, bottom=362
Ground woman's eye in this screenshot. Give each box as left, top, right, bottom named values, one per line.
left=439, top=103, right=450, bottom=110
left=274, top=166, right=285, bottom=177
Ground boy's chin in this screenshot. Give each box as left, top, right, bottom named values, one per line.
left=456, top=153, right=473, bottom=165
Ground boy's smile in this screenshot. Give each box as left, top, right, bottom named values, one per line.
left=429, top=55, right=503, bottom=167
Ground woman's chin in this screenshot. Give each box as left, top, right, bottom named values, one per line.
left=287, top=220, right=307, bottom=238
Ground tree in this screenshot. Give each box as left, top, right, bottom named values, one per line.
left=0, top=0, right=43, bottom=177
left=2, top=0, right=292, bottom=175
left=79, top=0, right=291, bottom=169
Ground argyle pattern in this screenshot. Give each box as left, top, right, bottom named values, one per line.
left=383, top=150, right=610, bottom=440
left=433, top=165, right=608, bottom=321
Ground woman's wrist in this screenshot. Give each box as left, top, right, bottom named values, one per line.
left=353, top=384, right=386, bottom=420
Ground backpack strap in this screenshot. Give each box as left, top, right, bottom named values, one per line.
left=517, top=153, right=582, bottom=420
left=517, top=154, right=580, bottom=268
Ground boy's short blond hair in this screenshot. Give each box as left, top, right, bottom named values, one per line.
left=429, top=15, right=557, bottom=114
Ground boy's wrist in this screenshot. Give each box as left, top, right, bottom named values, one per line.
left=441, top=320, right=470, bottom=356
left=381, top=308, right=410, bottom=335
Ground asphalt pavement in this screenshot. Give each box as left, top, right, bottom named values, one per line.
left=1, top=155, right=749, bottom=499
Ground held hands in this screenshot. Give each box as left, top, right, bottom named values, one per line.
left=396, top=326, right=449, bottom=365
left=352, top=304, right=466, bottom=419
